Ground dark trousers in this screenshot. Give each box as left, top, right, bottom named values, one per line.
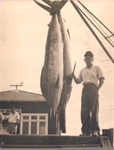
left=81, top=84, right=100, bottom=134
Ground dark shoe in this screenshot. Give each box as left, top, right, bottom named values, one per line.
left=92, top=131, right=99, bottom=137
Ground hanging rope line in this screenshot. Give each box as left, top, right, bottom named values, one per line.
left=77, top=0, right=114, bottom=34
left=70, top=0, right=114, bottom=64
left=105, top=34, right=114, bottom=39
left=77, top=0, right=114, bottom=47
left=75, top=2, right=114, bottom=47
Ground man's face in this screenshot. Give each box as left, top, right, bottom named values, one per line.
left=84, top=56, right=93, bottom=66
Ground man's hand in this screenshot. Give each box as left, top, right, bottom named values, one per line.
left=97, top=78, right=105, bottom=90
left=72, top=74, right=81, bottom=84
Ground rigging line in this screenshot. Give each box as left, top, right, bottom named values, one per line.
left=105, top=34, right=114, bottom=39
left=78, top=2, right=114, bottom=43
left=70, top=0, right=114, bottom=64
left=77, top=0, right=114, bottom=35
left=77, top=0, right=114, bottom=46
left=74, top=2, right=114, bottom=47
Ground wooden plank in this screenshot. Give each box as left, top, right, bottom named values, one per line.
left=100, top=136, right=112, bottom=147
left=1, top=144, right=101, bottom=148
left=0, top=135, right=112, bottom=147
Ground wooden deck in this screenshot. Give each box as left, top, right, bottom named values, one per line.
left=0, top=134, right=112, bottom=148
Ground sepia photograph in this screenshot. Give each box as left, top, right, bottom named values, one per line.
left=0, top=0, right=114, bottom=148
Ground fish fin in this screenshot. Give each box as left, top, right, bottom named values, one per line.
left=72, top=62, right=76, bottom=75
left=42, top=0, right=53, bottom=7
left=55, top=75, right=60, bottom=88
left=40, top=67, right=45, bottom=94
left=57, top=0, right=68, bottom=10
left=67, top=29, right=71, bottom=39
left=34, top=0, right=52, bottom=13
left=41, top=67, right=44, bottom=79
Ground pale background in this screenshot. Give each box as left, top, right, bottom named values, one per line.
left=0, top=0, right=114, bottom=135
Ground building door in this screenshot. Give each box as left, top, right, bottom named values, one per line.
left=20, top=113, right=48, bottom=135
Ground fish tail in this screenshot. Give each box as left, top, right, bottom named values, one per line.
left=34, top=0, right=52, bottom=13
left=34, top=0, right=68, bottom=15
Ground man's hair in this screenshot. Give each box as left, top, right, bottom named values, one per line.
left=84, top=51, right=94, bottom=57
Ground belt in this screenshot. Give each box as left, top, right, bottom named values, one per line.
left=83, top=82, right=97, bottom=87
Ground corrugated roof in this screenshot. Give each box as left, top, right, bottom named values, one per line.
left=0, top=90, right=46, bottom=102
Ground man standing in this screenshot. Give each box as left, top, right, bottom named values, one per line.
left=72, top=51, right=105, bottom=136
left=7, top=106, right=20, bottom=134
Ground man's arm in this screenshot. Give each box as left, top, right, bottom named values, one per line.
left=97, top=77, right=104, bottom=90
left=72, top=74, right=81, bottom=84
left=16, top=112, right=20, bottom=125
left=17, top=119, right=20, bottom=125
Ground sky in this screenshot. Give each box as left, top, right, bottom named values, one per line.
left=0, top=0, right=114, bottom=135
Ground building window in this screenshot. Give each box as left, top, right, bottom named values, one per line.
left=20, top=113, right=48, bottom=135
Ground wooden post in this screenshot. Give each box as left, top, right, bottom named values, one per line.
left=102, top=128, right=114, bottom=147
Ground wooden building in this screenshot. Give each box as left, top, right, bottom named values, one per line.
left=0, top=90, right=50, bottom=135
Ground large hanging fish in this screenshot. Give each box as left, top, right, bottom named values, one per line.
left=34, top=0, right=68, bottom=134
left=57, top=13, right=73, bottom=133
